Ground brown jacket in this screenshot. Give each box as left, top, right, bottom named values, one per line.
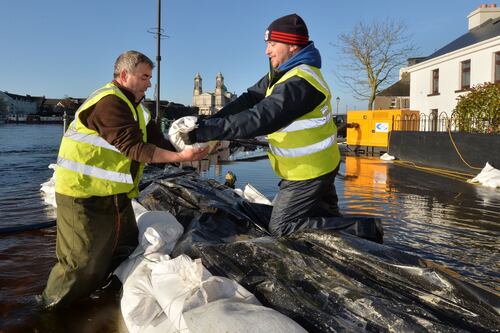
left=79, top=81, right=174, bottom=176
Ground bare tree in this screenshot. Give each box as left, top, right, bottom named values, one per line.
left=334, top=19, right=416, bottom=110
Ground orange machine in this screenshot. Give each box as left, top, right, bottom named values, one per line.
left=346, top=109, right=420, bottom=148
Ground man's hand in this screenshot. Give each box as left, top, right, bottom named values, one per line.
left=151, top=145, right=209, bottom=163
left=177, top=146, right=209, bottom=161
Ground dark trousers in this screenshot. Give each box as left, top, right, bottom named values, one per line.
left=42, top=193, right=138, bottom=307
left=269, top=166, right=341, bottom=236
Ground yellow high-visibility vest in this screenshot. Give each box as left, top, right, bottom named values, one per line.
left=55, top=82, right=150, bottom=198
left=266, top=64, right=340, bottom=180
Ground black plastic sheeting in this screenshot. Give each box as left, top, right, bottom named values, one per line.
left=138, top=165, right=499, bottom=333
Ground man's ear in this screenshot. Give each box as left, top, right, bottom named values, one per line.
left=119, top=69, right=128, bottom=83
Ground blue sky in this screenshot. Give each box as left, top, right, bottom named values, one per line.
left=0, top=0, right=490, bottom=113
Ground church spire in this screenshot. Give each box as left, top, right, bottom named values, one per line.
left=193, top=72, right=202, bottom=96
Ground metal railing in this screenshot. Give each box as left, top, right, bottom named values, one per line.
left=392, top=112, right=499, bottom=134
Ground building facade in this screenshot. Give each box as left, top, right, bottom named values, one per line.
left=0, top=91, right=42, bottom=115
left=403, top=4, right=500, bottom=118
left=374, top=72, right=411, bottom=110
left=192, top=72, right=237, bottom=115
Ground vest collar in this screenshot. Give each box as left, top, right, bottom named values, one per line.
left=112, top=80, right=143, bottom=107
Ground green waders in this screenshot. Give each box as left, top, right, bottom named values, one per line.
left=42, top=192, right=138, bottom=307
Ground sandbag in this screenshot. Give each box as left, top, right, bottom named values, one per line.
left=117, top=205, right=186, bottom=333
left=184, top=299, right=308, bottom=333
left=120, top=259, right=163, bottom=333
left=167, top=116, right=218, bottom=152
left=40, top=164, right=57, bottom=207
left=148, top=255, right=211, bottom=331
left=468, top=162, right=500, bottom=188
left=114, top=208, right=184, bottom=282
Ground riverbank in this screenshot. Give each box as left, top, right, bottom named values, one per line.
left=4, top=114, right=65, bottom=124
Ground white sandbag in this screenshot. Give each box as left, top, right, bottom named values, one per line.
left=183, top=276, right=260, bottom=312
left=233, top=183, right=272, bottom=205
left=149, top=254, right=261, bottom=332
left=132, top=199, right=149, bottom=218
left=380, top=152, right=395, bottom=161
left=137, top=313, right=178, bottom=333
left=468, top=162, right=500, bottom=188
left=138, top=211, right=184, bottom=256
left=234, top=188, right=244, bottom=197
left=183, top=299, right=308, bottom=333
left=40, top=164, right=57, bottom=207
left=149, top=255, right=212, bottom=331
left=243, top=183, right=272, bottom=205
left=114, top=210, right=184, bottom=282
left=167, top=116, right=218, bottom=152
left=120, top=260, right=164, bottom=333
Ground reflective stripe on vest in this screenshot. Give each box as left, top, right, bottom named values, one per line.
left=268, top=134, right=336, bottom=158
left=64, top=128, right=121, bottom=153
left=57, top=157, right=134, bottom=184
left=266, top=64, right=340, bottom=180
left=55, top=82, right=149, bottom=198
left=279, top=104, right=330, bottom=133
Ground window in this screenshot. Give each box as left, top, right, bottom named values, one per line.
left=495, top=52, right=500, bottom=84
left=402, top=98, right=409, bottom=109
left=461, top=60, right=470, bottom=90
left=431, top=69, right=439, bottom=95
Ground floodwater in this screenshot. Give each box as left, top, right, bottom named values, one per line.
left=0, top=124, right=498, bottom=332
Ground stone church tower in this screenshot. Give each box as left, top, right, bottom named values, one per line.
left=193, top=73, right=202, bottom=96
left=192, top=73, right=237, bottom=116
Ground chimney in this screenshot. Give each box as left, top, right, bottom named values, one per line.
left=468, top=3, right=500, bottom=30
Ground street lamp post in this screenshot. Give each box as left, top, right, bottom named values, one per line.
left=336, top=96, right=340, bottom=118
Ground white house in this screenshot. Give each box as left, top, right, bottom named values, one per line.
left=404, top=4, right=500, bottom=119
left=0, top=90, right=41, bottom=115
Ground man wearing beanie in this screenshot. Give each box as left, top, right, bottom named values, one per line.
left=181, top=13, right=341, bottom=236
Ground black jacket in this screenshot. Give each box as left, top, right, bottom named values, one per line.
left=194, top=43, right=326, bottom=142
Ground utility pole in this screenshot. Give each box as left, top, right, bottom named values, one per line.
left=155, top=0, right=161, bottom=123
left=336, top=96, right=340, bottom=117
left=149, top=0, right=168, bottom=123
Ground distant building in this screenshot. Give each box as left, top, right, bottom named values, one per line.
left=192, top=72, right=237, bottom=115
left=0, top=91, right=43, bottom=115
left=143, top=100, right=198, bottom=120
left=402, top=3, right=500, bottom=117
left=374, top=72, right=411, bottom=110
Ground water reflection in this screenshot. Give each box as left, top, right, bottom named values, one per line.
left=367, top=158, right=499, bottom=289
left=341, top=156, right=395, bottom=218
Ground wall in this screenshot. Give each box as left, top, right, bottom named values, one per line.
left=389, top=131, right=500, bottom=173
left=407, top=37, right=500, bottom=117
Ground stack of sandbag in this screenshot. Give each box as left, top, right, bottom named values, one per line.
left=115, top=202, right=306, bottom=333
